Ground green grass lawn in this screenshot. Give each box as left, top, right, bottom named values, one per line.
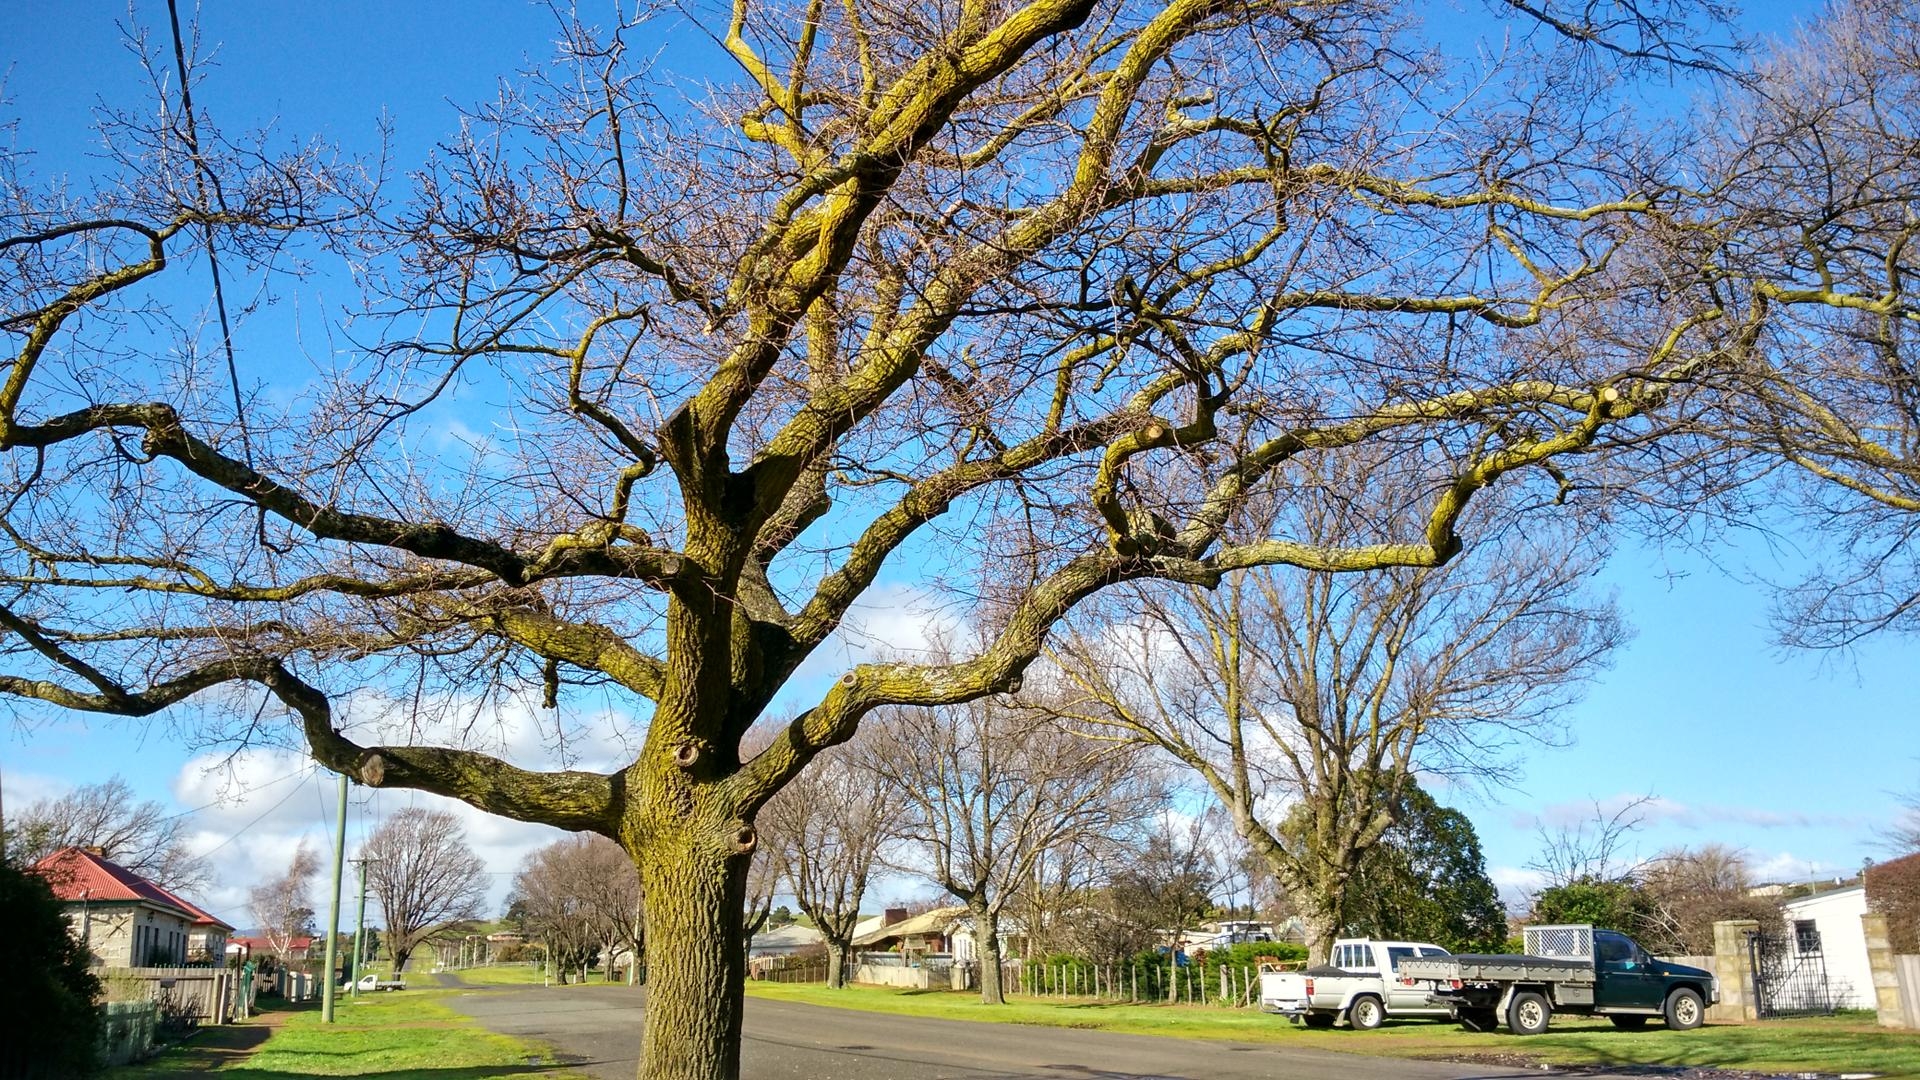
left=746, top=982, right=1920, bottom=1077
left=110, top=992, right=581, bottom=1079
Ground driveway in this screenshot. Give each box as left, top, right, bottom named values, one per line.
left=444, top=984, right=1581, bottom=1080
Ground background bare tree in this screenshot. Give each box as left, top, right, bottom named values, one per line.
left=1107, top=810, right=1221, bottom=954
left=1046, top=474, right=1625, bottom=962
left=758, top=743, right=889, bottom=988
left=569, top=834, right=645, bottom=982
left=1884, top=781, right=1920, bottom=855
left=1639, top=844, right=1779, bottom=955
left=512, top=835, right=612, bottom=983
left=865, top=692, right=1155, bottom=1003
left=0, top=1, right=1748, bottom=1073
left=1666, top=0, right=1920, bottom=648
left=362, top=807, right=489, bottom=973
left=249, top=842, right=319, bottom=971
left=11, top=775, right=208, bottom=892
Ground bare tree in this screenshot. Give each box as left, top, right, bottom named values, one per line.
left=512, top=835, right=610, bottom=983
left=249, top=842, right=320, bottom=971
left=571, top=834, right=645, bottom=982
left=1658, top=0, right=1920, bottom=648
left=361, top=807, right=488, bottom=973
left=0, top=3, right=1746, bottom=1074
left=1526, top=795, right=1655, bottom=890
left=758, top=745, right=889, bottom=988
left=1639, top=844, right=1779, bottom=954
left=11, top=776, right=209, bottom=893
left=1045, top=474, right=1625, bottom=963
left=1107, top=810, right=1221, bottom=953
left=1879, top=776, right=1920, bottom=856
left=865, top=693, right=1154, bottom=1003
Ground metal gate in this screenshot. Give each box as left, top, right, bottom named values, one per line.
left=1748, top=930, right=1834, bottom=1018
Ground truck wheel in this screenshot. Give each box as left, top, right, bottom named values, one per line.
left=1303, top=1013, right=1336, bottom=1029
left=1664, top=988, right=1704, bottom=1031
left=1348, top=996, right=1385, bottom=1031
left=1506, top=991, right=1552, bottom=1035
left=1609, top=1015, right=1650, bottom=1030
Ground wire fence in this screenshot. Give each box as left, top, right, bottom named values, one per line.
left=992, top=959, right=1303, bottom=1008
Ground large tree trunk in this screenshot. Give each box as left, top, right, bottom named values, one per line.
left=635, top=829, right=749, bottom=1080
left=969, top=899, right=1005, bottom=1004
left=392, top=945, right=412, bottom=973
left=824, top=937, right=852, bottom=989
left=1301, top=909, right=1339, bottom=968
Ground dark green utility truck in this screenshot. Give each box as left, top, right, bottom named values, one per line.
left=1396, top=924, right=1717, bottom=1035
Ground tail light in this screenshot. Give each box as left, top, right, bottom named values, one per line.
left=1449, top=979, right=1463, bottom=990
left=1304, top=978, right=1315, bottom=996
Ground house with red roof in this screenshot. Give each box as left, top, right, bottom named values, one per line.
left=30, top=847, right=233, bottom=968
left=226, top=934, right=316, bottom=966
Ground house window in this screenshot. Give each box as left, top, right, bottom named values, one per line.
left=1794, top=920, right=1821, bottom=955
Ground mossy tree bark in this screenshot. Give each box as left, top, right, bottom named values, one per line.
left=632, top=828, right=751, bottom=1080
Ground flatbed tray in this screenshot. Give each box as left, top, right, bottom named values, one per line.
left=1400, top=952, right=1592, bottom=983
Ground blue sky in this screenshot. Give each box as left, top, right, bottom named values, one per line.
left=1, top=0, right=1911, bottom=924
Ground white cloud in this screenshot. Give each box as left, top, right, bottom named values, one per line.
left=160, top=692, right=640, bottom=930
left=0, top=766, right=72, bottom=810
left=1518, top=794, right=1870, bottom=833
left=1748, top=851, right=1846, bottom=885
left=783, top=584, right=966, bottom=692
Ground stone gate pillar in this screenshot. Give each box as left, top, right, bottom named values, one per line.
left=1710, top=919, right=1760, bottom=1022
left=1863, top=912, right=1907, bottom=1029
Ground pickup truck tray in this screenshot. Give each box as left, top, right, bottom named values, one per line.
left=1399, top=953, right=1592, bottom=984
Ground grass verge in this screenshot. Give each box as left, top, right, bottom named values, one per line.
left=746, top=982, right=1920, bottom=1077
left=110, top=992, right=581, bottom=1079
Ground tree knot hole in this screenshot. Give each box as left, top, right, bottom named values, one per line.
left=673, top=742, right=701, bottom=768
left=731, top=825, right=757, bottom=853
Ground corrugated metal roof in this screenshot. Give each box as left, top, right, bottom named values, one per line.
left=31, top=847, right=196, bottom=921
left=852, top=905, right=968, bottom=947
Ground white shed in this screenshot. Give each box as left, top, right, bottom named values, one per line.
left=1780, top=883, right=1871, bottom=1010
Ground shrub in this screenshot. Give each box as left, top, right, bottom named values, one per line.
left=1866, top=852, right=1920, bottom=954
left=0, top=861, right=102, bottom=1078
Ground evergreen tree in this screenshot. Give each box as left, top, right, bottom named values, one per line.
left=1342, top=780, right=1508, bottom=952
left=1, top=862, right=102, bottom=1077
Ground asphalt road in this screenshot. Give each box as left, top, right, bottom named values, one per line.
left=443, top=983, right=1586, bottom=1080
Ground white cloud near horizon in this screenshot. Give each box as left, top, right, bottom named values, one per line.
left=1515, top=793, right=1871, bottom=834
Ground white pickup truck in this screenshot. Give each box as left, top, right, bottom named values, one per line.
left=1258, top=938, right=1456, bottom=1029
left=348, top=973, right=406, bottom=992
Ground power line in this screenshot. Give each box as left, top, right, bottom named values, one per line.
left=196, top=765, right=317, bottom=859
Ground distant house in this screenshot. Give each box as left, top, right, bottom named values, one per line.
left=853, top=906, right=965, bottom=962
left=750, top=922, right=825, bottom=958
left=30, top=847, right=230, bottom=968
left=1780, top=883, right=1872, bottom=1010
left=228, top=933, right=316, bottom=967
left=851, top=906, right=1025, bottom=965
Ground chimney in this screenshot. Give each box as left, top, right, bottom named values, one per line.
left=884, top=907, right=908, bottom=927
